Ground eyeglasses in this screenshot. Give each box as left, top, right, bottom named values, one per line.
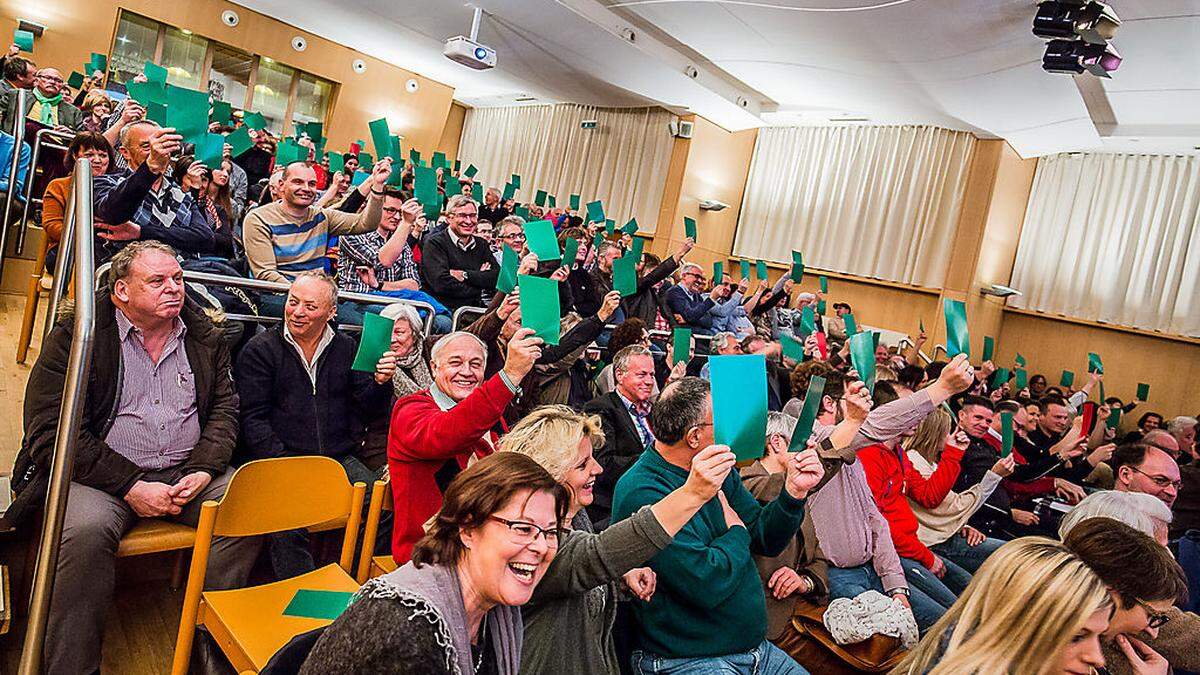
left=501, top=232, right=526, bottom=241
left=1130, top=466, right=1183, bottom=490
left=451, top=210, right=478, bottom=220
left=488, top=515, right=562, bottom=548
left=1134, top=598, right=1171, bottom=629
left=381, top=207, right=404, bottom=215
left=37, top=75, right=64, bottom=85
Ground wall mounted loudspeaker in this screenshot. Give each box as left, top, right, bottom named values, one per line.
left=291, top=36, right=307, bottom=52
left=221, top=10, right=240, bottom=27
left=352, top=59, right=367, bottom=74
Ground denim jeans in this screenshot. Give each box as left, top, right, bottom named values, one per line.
left=632, top=640, right=808, bottom=675
left=898, top=557, right=970, bottom=632
left=826, top=563, right=951, bottom=635
left=930, top=532, right=1005, bottom=573
left=268, top=454, right=386, bottom=579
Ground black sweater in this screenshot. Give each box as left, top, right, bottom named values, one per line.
left=234, top=325, right=391, bottom=461
left=419, top=228, right=499, bottom=311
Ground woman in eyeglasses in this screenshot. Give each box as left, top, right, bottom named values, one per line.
left=301, top=452, right=568, bottom=675
left=498, top=405, right=734, bottom=675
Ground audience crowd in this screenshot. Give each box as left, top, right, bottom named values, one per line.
left=6, top=44, right=1200, bottom=675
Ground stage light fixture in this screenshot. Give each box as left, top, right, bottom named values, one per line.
left=1033, top=1, right=1120, bottom=45
left=1042, top=39, right=1121, bottom=77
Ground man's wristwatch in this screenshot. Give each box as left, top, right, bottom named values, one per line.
left=890, top=587, right=910, bottom=597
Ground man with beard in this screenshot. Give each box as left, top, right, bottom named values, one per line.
left=242, top=158, right=390, bottom=283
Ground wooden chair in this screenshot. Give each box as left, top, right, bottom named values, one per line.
left=16, top=228, right=53, bottom=363
left=170, top=456, right=366, bottom=675
left=355, top=478, right=397, bottom=583
left=117, top=519, right=197, bottom=589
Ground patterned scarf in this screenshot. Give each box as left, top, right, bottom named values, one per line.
left=391, top=338, right=433, bottom=399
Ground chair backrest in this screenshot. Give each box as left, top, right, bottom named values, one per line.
left=212, top=456, right=361, bottom=538
left=356, top=476, right=392, bottom=583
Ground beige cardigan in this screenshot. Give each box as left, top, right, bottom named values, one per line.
left=906, top=450, right=1003, bottom=546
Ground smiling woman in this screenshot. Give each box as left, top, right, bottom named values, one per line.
left=299, top=452, right=568, bottom=675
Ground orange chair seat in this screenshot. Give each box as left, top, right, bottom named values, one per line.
left=369, top=555, right=397, bottom=578
left=201, top=563, right=360, bottom=671
left=117, top=519, right=196, bottom=557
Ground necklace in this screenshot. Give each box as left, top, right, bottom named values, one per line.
left=473, top=614, right=487, bottom=674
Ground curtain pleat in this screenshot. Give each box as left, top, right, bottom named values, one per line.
left=732, top=126, right=976, bottom=287
left=1010, top=153, right=1200, bottom=337
left=457, top=104, right=674, bottom=233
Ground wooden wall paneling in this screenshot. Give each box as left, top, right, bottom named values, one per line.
left=437, top=102, right=468, bottom=164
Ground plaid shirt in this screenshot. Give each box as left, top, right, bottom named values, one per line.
left=336, top=229, right=420, bottom=294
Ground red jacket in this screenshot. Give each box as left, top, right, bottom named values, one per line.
left=387, top=374, right=514, bottom=563
left=982, top=432, right=1056, bottom=502
left=858, top=442, right=965, bottom=568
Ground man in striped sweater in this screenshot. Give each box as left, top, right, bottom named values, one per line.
left=242, top=158, right=391, bottom=283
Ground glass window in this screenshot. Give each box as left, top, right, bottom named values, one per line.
left=160, top=27, right=208, bottom=90
left=292, top=72, right=333, bottom=128
left=252, top=58, right=295, bottom=135
left=108, top=12, right=158, bottom=87
left=209, top=44, right=253, bottom=111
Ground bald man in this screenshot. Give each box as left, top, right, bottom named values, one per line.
left=1, top=66, right=83, bottom=131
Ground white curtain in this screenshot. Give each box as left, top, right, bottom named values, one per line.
left=457, top=104, right=674, bottom=233
left=1010, top=153, right=1200, bottom=338
left=733, top=126, right=976, bottom=287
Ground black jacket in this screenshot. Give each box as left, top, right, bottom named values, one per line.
left=954, top=435, right=1012, bottom=530
left=234, top=324, right=391, bottom=461
left=582, top=390, right=652, bottom=527
left=419, top=228, right=499, bottom=311
left=624, top=257, right=680, bottom=327
left=7, top=296, right=238, bottom=527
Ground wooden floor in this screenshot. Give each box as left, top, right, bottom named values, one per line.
left=0, top=293, right=187, bottom=674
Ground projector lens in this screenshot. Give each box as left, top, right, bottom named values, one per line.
left=474, top=47, right=487, bottom=59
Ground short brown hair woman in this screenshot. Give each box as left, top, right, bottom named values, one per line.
left=301, top=452, right=569, bottom=675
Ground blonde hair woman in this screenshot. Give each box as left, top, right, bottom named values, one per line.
left=499, top=404, right=736, bottom=675
left=894, top=537, right=1111, bottom=675
left=903, top=410, right=1013, bottom=553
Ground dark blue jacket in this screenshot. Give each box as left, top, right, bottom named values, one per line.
left=665, top=283, right=715, bottom=329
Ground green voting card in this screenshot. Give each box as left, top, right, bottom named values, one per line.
left=843, top=313, right=858, bottom=337
left=781, top=333, right=804, bottom=363
left=502, top=182, right=517, bottom=201
left=210, top=100, right=232, bottom=124
left=586, top=200, right=605, bottom=223
left=943, top=298, right=970, bottom=358
left=562, top=237, right=580, bottom=267
left=226, top=127, right=253, bottom=157
left=1015, top=368, right=1028, bottom=391
left=819, top=275, right=828, bottom=294
left=524, top=219, right=561, bottom=262
left=713, top=261, right=723, bottom=283
left=351, top=313, right=395, bottom=372
left=789, top=375, right=826, bottom=452
left=14, top=29, right=33, bottom=53
left=1060, top=370, right=1075, bottom=388
left=327, top=151, right=345, bottom=174
left=464, top=164, right=478, bottom=178
left=684, top=216, right=697, bottom=241
left=283, top=589, right=355, bottom=621
left=1087, top=352, right=1103, bottom=374
left=990, top=367, right=1010, bottom=390
left=497, top=245, right=519, bottom=294
left=368, top=118, right=392, bottom=160
left=67, top=71, right=85, bottom=89
left=739, top=259, right=751, bottom=280
left=86, top=53, right=107, bottom=76
left=672, top=327, right=692, bottom=365
left=982, top=336, right=995, bottom=363
left=1015, top=352, right=1027, bottom=367
left=791, top=251, right=804, bottom=283
left=534, top=189, right=547, bottom=207
left=144, top=60, right=167, bottom=84
left=570, top=194, right=581, bottom=211
left=242, top=111, right=267, bottom=131
left=622, top=219, right=639, bottom=236
left=517, top=274, right=560, bottom=345
left=1106, top=407, right=1122, bottom=431
left=510, top=173, right=522, bottom=189
left=1000, top=412, right=1014, bottom=458
left=710, top=354, right=768, bottom=461
left=756, top=260, right=768, bottom=280
left=613, top=252, right=638, bottom=297
left=799, top=306, right=817, bottom=338
left=848, top=331, right=876, bottom=394
left=604, top=219, right=615, bottom=236
left=165, top=85, right=212, bottom=145
left=432, top=151, right=447, bottom=170
left=547, top=194, right=557, bottom=208
left=1136, top=382, right=1150, bottom=401
left=196, top=133, right=225, bottom=170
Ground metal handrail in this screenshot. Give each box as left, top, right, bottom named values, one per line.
left=16, top=127, right=75, bottom=254
left=896, top=338, right=933, bottom=366
left=18, top=158, right=96, bottom=675
left=452, top=305, right=487, bottom=331
left=0, top=87, right=28, bottom=280
left=179, top=270, right=439, bottom=336
left=932, top=344, right=947, bottom=360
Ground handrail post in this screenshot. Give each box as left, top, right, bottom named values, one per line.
left=16, top=128, right=73, bottom=255
left=43, top=179, right=76, bottom=336
left=18, top=158, right=96, bottom=675
left=0, top=87, right=28, bottom=279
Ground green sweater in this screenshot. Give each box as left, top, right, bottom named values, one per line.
left=611, top=447, right=806, bottom=658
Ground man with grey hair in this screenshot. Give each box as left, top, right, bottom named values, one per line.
left=10, top=241, right=258, bottom=672
left=1058, top=490, right=1173, bottom=544
left=612, top=376, right=829, bottom=673
left=235, top=270, right=394, bottom=577
left=700, top=331, right=742, bottom=379
left=388, top=327, right=544, bottom=561
left=1167, top=416, right=1200, bottom=539
left=584, top=344, right=660, bottom=526
left=419, top=193, right=499, bottom=311
left=665, top=261, right=730, bottom=334
left=91, top=119, right=215, bottom=259
left=1168, top=416, right=1198, bottom=459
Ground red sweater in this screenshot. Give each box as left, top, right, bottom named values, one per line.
left=387, top=374, right=514, bottom=563
left=858, top=442, right=965, bottom=568
left=982, top=432, right=1056, bottom=502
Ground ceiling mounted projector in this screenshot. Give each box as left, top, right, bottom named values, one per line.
left=1042, top=39, right=1121, bottom=77
left=444, top=8, right=496, bottom=71
left=1033, top=0, right=1120, bottom=45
